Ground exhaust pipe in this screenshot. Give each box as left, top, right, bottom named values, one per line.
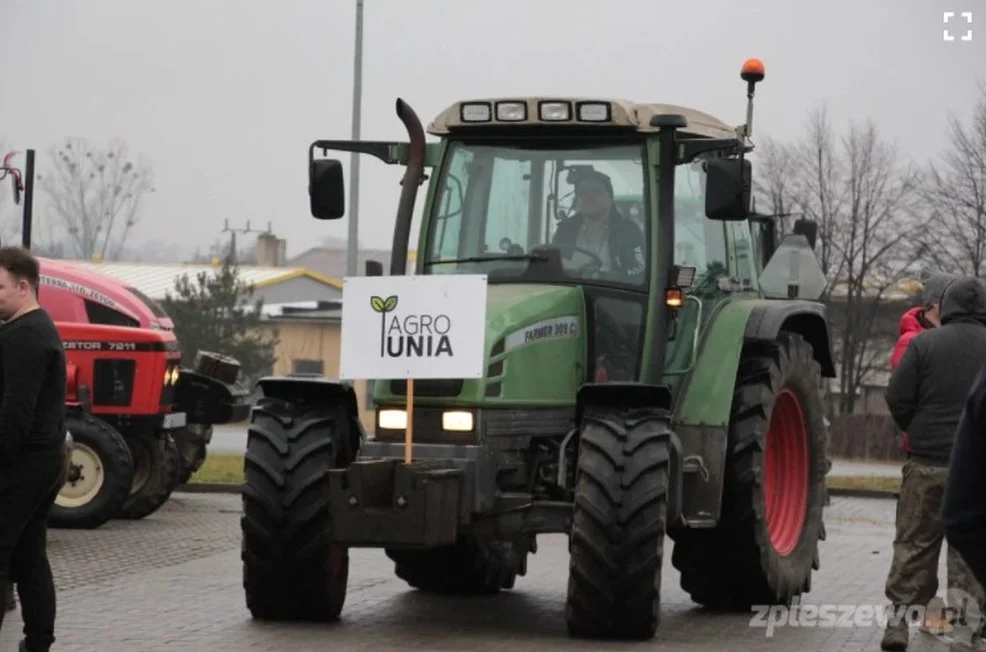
left=389, top=98, right=426, bottom=276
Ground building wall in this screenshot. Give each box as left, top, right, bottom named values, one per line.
left=265, top=320, right=375, bottom=433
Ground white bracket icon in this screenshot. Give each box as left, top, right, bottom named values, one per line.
left=943, top=11, right=973, bottom=41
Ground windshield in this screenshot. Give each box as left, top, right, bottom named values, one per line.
left=422, top=140, right=650, bottom=289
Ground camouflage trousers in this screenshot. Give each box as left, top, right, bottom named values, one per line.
left=885, top=459, right=986, bottom=623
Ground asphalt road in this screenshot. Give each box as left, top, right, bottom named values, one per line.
left=0, top=492, right=968, bottom=652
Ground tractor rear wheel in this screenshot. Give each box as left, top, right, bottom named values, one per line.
left=117, top=433, right=181, bottom=520
left=49, top=415, right=134, bottom=530
left=241, top=397, right=352, bottom=621
left=671, top=331, right=828, bottom=609
left=565, top=406, right=672, bottom=640
left=386, top=539, right=518, bottom=595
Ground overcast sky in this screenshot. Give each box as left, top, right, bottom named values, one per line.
left=0, top=0, right=982, bottom=263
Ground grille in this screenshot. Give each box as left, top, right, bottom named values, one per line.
left=92, top=359, right=136, bottom=407
left=389, top=379, right=464, bottom=397
left=482, top=408, right=574, bottom=438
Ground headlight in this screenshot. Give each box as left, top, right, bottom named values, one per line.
left=378, top=409, right=407, bottom=430
left=442, top=410, right=474, bottom=432
left=539, top=101, right=571, bottom=122
left=163, top=365, right=180, bottom=386
left=495, top=101, right=526, bottom=121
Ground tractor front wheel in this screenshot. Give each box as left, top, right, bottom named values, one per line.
left=241, top=397, right=352, bottom=621
left=117, top=432, right=181, bottom=520
left=671, top=331, right=829, bottom=609
left=565, top=406, right=672, bottom=640
left=49, top=415, right=134, bottom=530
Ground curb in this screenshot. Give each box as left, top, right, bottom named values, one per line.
left=178, top=483, right=900, bottom=500
left=828, top=487, right=899, bottom=500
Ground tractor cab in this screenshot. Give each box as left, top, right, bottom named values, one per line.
left=308, top=67, right=827, bottom=405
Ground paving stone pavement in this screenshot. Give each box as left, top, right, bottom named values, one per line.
left=0, top=492, right=972, bottom=652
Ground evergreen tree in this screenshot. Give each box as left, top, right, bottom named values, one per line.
left=162, top=259, right=279, bottom=385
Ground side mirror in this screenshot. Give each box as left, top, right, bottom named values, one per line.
left=309, top=159, right=345, bottom=220
left=704, top=158, right=751, bottom=221
left=365, top=260, right=384, bottom=276
left=792, top=218, right=818, bottom=250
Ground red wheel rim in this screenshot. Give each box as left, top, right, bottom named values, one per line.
left=763, top=388, right=809, bottom=556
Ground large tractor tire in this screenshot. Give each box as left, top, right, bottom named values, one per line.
left=565, top=406, right=672, bottom=640
left=671, top=331, right=829, bottom=610
left=116, top=433, right=181, bottom=520
left=49, top=415, right=134, bottom=530
left=241, top=396, right=353, bottom=621
left=386, top=539, right=519, bottom=595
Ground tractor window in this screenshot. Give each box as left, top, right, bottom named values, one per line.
left=673, top=160, right=727, bottom=289
left=425, top=141, right=649, bottom=290
left=431, top=147, right=473, bottom=261
left=84, top=300, right=140, bottom=328
left=126, top=286, right=168, bottom=318
left=726, top=220, right=758, bottom=290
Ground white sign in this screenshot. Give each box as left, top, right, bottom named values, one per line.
left=339, top=274, right=488, bottom=380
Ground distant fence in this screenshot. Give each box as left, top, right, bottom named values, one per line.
left=828, top=413, right=906, bottom=462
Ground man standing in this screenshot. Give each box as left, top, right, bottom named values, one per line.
left=944, top=360, right=986, bottom=651
left=0, top=246, right=68, bottom=652
left=890, top=272, right=954, bottom=458
left=882, top=276, right=986, bottom=651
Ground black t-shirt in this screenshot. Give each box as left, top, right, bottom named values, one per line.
left=0, top=307, right=67, bottom=464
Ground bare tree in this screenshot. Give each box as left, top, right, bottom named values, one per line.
left=828, top=120, right=923, bottom=414
left=914, top=83, right=986, bottom=276
left=36, top=137, right=155, bottom=260
left=0, top=141, right=24, bottom=244
left=755, top=105, right=923, bottom=414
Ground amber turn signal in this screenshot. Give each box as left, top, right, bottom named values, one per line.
left=665, top=287, right=684, bottom=308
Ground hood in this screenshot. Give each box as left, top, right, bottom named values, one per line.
left=898, top=306, right=926, bottom=337
left=484, top=283, right=584, bottom=347
left=940, top=277, right=986, bottom=324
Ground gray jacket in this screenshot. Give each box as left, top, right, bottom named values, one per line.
left=885, top=277, right=986, bottom=465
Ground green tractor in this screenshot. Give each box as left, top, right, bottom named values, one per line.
left=239, top=58, right=835, bottom=640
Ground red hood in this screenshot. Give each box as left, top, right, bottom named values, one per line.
left=898, top=306, right=926, bottom=337
left=37, top=258, right=174, bottom=330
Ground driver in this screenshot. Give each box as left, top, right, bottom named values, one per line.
left=551, top=170, right=646, bottom=279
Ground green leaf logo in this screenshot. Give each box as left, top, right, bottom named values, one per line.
left=371, top=294, right=399, bottom=356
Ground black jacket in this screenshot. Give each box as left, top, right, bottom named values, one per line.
left=551, top=212, right=646, bottom=278
left=943, top=361, right=986, bottom=589
left=885, top=277, right=986, bottom=465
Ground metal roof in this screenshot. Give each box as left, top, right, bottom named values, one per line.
left=65, top=261, right=342, bottom=301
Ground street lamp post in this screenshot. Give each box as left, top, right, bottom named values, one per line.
left=346, top=0, right=364, bottom=278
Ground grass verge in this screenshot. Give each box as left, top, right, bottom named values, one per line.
left=188, top=452, right=903, bottom=495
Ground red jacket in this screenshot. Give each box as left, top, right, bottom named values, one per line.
left=891, top=306, right=929, bottom=453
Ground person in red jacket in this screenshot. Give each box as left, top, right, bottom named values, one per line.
left=890, top=273, right=953, bottom=455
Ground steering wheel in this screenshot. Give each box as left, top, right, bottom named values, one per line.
left=564, top=245, right=605, bottom=276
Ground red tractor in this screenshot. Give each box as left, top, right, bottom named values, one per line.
left=37, top=258, right=251, bottom=529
